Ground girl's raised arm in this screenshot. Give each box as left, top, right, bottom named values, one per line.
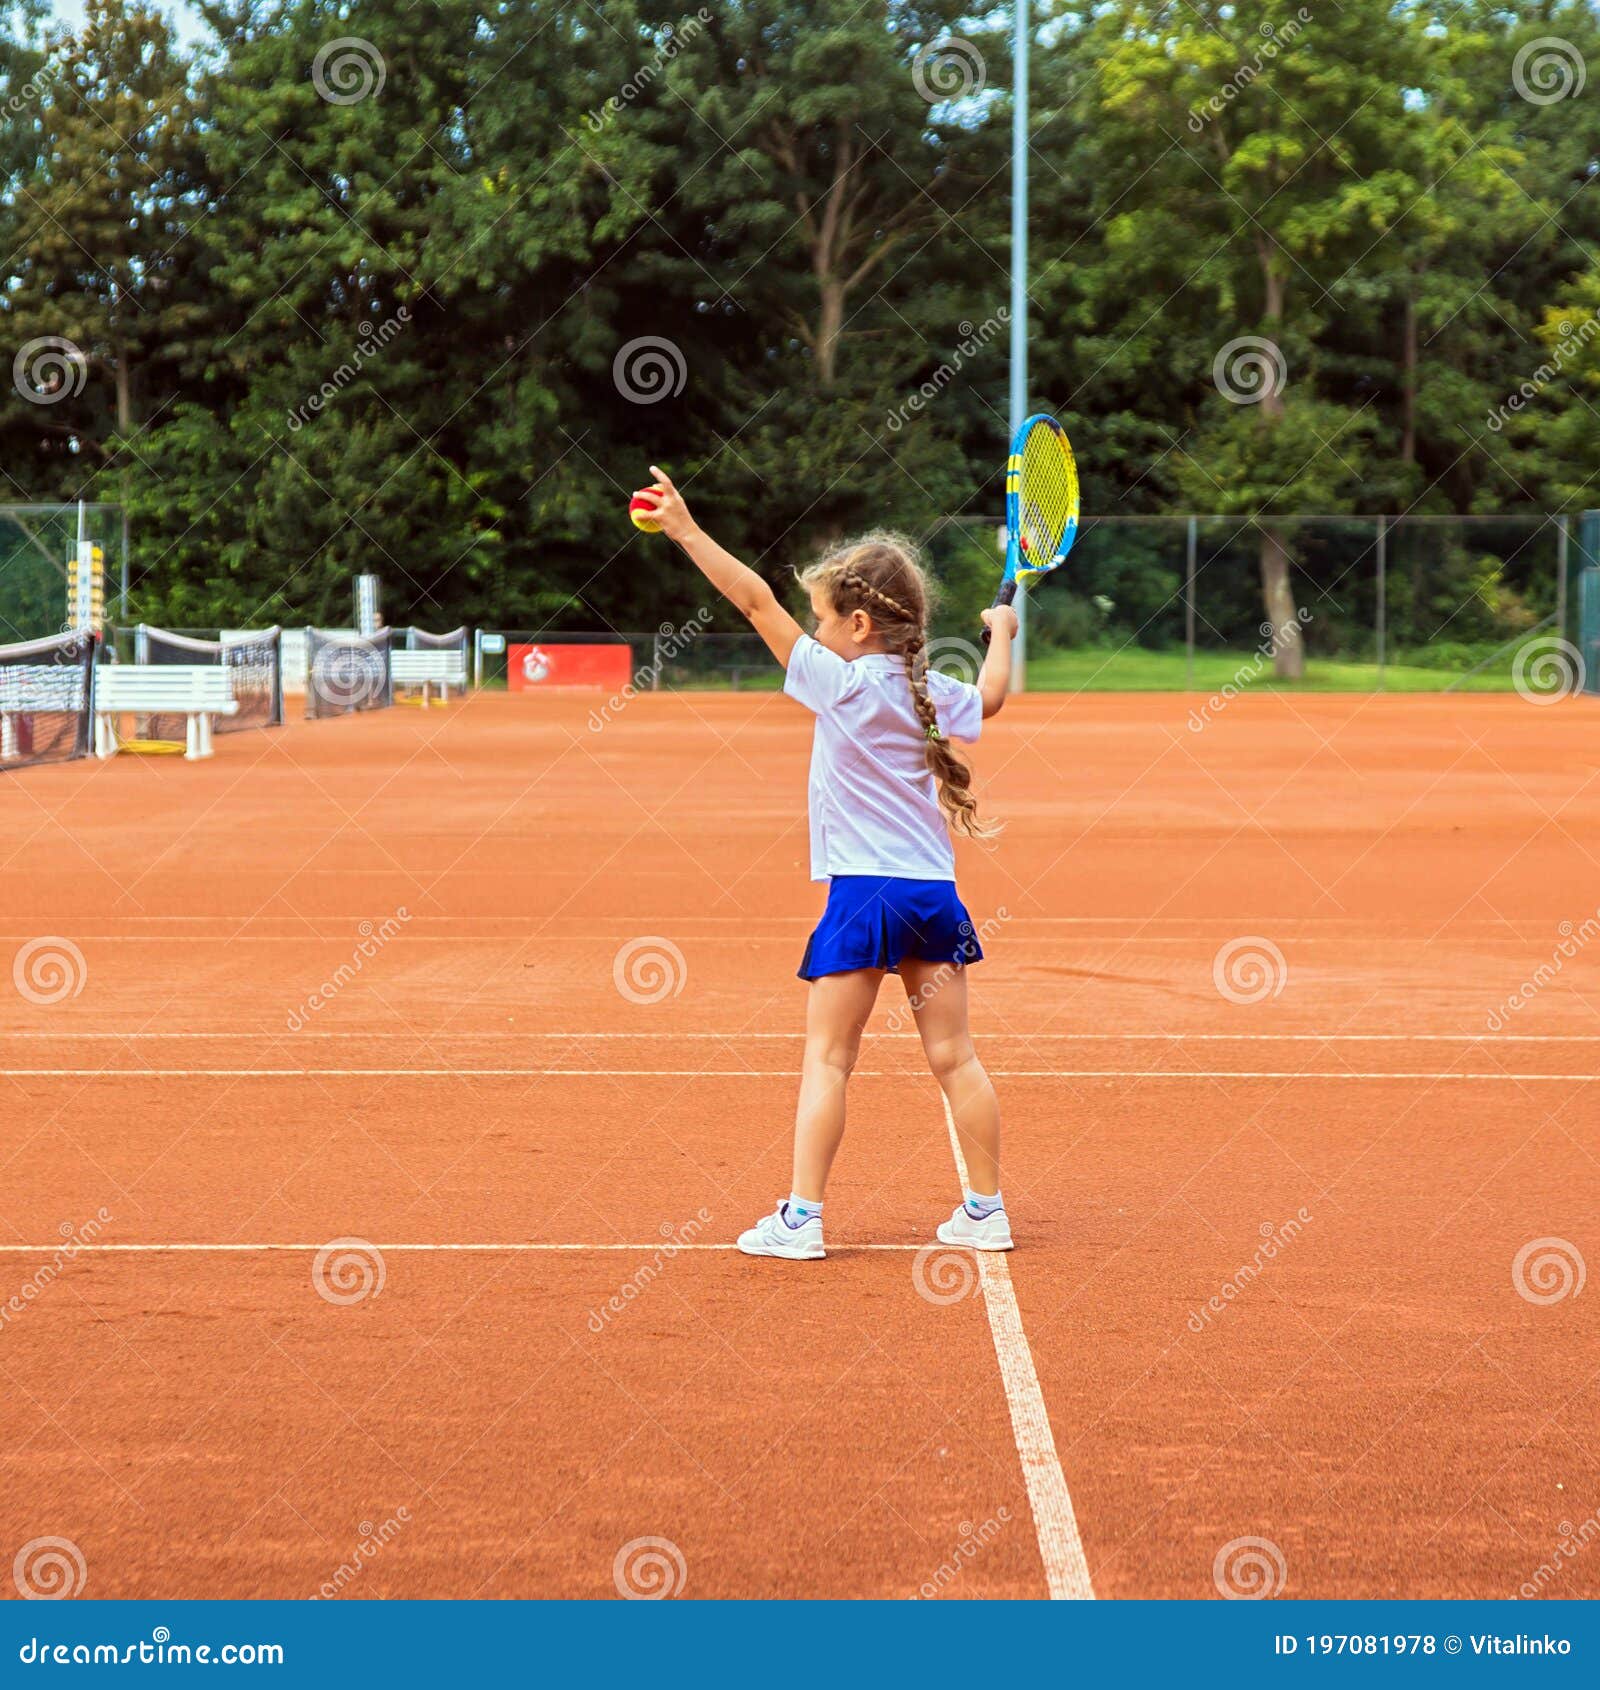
left=637, top=467, right=804, bottom=667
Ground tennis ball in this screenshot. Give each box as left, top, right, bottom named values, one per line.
left=629, top=492, right=663, bottom=533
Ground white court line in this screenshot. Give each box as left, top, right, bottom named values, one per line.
left=5, top=1031, right=1600, bottom=1043
left=6, top=1067, right=1594, bottom=1081
left=0, top=918, right=1560, bottom=930
left=0, top=1242, right=927, bottom=1254
left=939, top=1095, right=1094, bottom=1601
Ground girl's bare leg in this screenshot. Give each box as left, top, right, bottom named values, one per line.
left=791, top=968, right=885, bottom=1201
left=898, top=960, right=1000, bottom=1194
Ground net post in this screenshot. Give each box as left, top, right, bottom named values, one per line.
left=1556, top=513, right=1570, bottom=639
left=1375, top=516, right=1387, bottom=683
left=472, top=628, right=482, bottom=690
left=1184, top=516, right=1196, bottom=691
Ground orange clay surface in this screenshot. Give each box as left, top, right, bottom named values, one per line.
left=2, top=687, right=1598, bottom=1600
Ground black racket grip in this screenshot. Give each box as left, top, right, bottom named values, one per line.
left=980, top=578, right=1019, bottom=646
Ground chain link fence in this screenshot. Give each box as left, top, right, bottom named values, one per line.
left=15, top=510, right=1590, bottom=695
left=0, top=504, right=128, bottom=645
left=927, top=513, right=1586, bottom=691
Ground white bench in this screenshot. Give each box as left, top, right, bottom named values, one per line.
left=0, top=665, right=90, bottom=760
left=95, top=665, right=238, bottom=761
left=391, top=648, right=467, bottom=706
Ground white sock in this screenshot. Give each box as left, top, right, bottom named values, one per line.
left=785, top=1194, right=823, bottom=1227
left=964, top=1189, right=1004, bottom=1219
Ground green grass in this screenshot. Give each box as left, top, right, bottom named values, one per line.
left=477, top=645, right=1543, bottom=695
left=1019, top=645, right=1526, bottom=694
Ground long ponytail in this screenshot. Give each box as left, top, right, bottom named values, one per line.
left=799, top=534, right=998, bottom=839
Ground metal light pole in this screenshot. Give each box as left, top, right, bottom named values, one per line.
left=1009, top=0, right=1028, bottom=692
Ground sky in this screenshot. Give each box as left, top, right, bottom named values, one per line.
left=48, top=0, right=212, bottom=48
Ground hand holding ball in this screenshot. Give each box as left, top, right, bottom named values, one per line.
left=631, top=466, right=682, bottom=536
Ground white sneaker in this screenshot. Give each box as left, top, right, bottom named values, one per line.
left=936, top=1203, right=1014, bottom=1251
left=738, top=1202, right=825, bottom=1260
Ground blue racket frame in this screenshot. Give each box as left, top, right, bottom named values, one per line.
left=984, top=412, right=1079, bottom=637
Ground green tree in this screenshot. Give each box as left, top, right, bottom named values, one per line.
left=4, top=0, right=200, bottom=464
left=589, top=1, right=1008, bottom=590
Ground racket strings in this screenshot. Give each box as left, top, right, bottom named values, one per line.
left=1017, top=425, right=1079, bottom=570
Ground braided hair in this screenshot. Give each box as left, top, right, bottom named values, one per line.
left=798, top=533, right=997, bottom=840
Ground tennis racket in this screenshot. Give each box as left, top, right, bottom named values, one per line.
left=981, top=412, right=1080, bottom=644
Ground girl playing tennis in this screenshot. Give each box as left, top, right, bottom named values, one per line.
left=635, top=468, right=1017, bottom=1261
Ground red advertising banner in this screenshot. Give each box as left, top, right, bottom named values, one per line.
left=507, top=643, right=632, bottom=691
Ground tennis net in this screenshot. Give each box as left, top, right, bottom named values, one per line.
left=305, top=627, right=393, bottom=719
left=137, top=625, right=284, bottom=738
left=0, top=631, right=96, bottom=770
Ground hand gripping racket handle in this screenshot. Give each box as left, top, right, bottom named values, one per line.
left=980, top=578, right=1019, bottom=646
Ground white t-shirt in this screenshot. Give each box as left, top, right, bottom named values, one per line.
left=784, top=635, right=983, bottom=882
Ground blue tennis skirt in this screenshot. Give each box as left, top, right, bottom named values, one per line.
left=798, top=875, right=984, bottom=981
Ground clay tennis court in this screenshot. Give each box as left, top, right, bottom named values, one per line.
left=3, top=688, right=1598, bottom=1600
